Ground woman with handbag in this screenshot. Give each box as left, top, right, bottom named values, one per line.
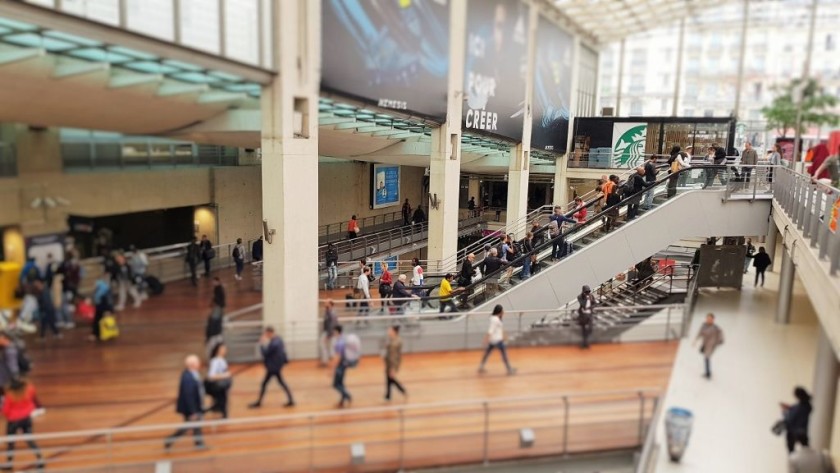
left=378, top=262, right=393, bottom=313
left=205, top=342, right=232, bottom=418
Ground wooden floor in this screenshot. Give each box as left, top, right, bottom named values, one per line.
left=21, top=267, right=678, bottom=471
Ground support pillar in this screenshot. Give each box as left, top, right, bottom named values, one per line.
left=427, top=0, right=466, bottom=272
left=260, top=0, right=320, bottom=358
left=505, top=6, right=538, bottom=239
left=811, top=327, right=839, bottom=451
left=775, top=243, right=795, bottom=324
left=553, top=156, right=569, bottom=206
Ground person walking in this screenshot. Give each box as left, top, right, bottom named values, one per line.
left=782, top=387, right=813, bottom=454
left=320, top=300, right=338, bottom=366
left=384, top=325, right=407, bottom=401
left=205, top=342, right=232, bottom=419
left=248, top=327, right=295, bottom=408
left=477, top=305, right=516, bottom=375
left=34, top=281, right=61, bottom=341
left=627, top=166, right=653, bottom=220
left=128, top=245, right=149, bottom=301
left=519, top=233, right=534, bottom=280
left=379, top=262, right=393, bottom=312
left=577, top=285, right=595, bottom=349
left=356, top=266, right=372, bottom=316
left=694, top=313, right=724, bottom=379
left=205, top=278, right=225, bottom=344
left=0, top=333, right=20, bottom=390
left=232, top=238, right=246, bottom=281
left=753, top=246, right=772, bottom=287
left=401, top=199, right=412, bottom=226
left=331, top=325, right=362, bottom=408
left=768, top=143, right=782, bottom=183
left=744, top=238, right=756, bottom=274
left=185, top=237, right=201, bottom=286
left=347, top=215, right=360, bottom=240
left=90, top=273, right=113, bottom=342
left=2, top=379, right=44, bottom=470
left=165, top=355, right=206, bottom=451
left=325, top=243, right=339, bottom=290
left=741, top=141, right=758, bottom=185
left=200, top=235, right=215, bottom=278
left=251, top=236, right=264, bottom=262
left=114, top=251, right=141, bottom=311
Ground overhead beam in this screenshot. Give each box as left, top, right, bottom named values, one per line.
left=109, top=72, right=163, bottom=89
left=53, top=61, right=109, bottom=78
left=0, top=48, right=45, bottom=66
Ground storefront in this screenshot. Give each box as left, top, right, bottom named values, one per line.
left=571, top=117, right=736, bottom=169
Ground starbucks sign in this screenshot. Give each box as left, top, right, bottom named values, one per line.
left=611, top=122, right=647, bottom=168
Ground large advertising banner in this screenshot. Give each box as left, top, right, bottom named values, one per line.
left=322, top=0, right=450, bottom=120
left=531, top=16, right=573, bottom=152
left=462, top=0, right=529, bottom=140
left=611, top=122, right=648, bottom=168
left=372, top=163, right=401, bottom=209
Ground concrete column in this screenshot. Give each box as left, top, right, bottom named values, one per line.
left=775, top=243, right=795, bottom=325
left=260, top=0, right=320, bottom=358
left=505, top=6, right=538, bottom=240
left=553, top=155, right=569, bottom=206
left=427, top=0, right=466, bottom=272
left=811, top=326, right=840, bottom=451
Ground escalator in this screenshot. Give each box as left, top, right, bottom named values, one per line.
left=464, top=165, right=774, bottom=315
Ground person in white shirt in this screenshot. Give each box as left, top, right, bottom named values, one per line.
left=356, top=266, right=371, bottom=316
left=477, top=305, right=516, bottom=375
left=206, top=342, right=232, bottom=418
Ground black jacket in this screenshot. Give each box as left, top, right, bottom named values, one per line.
left=392, top=281, right=413, bottom=305
left=185, top=242, right=201, bottom=265
left=176, top=370, right=203, bottom=416
left=577, top=293, right=596, bottom=323
left=753, top=252, right=772, bottom=271
left=785, top=401, right=812, bottom=437
left=251, top=239, right=263, bottom=261
left=212, top=285, right=226, bottom=308
left=459, top=260, right=475, bottom=286
left=261, top=335, right=289, bottom=372
left=326, top=247, right=338, bottom=267
left=714, top=147, right=727, bottom=164
left=481, top=256, right=505, bottom=276
left=644, top=160, right=658, bottom=182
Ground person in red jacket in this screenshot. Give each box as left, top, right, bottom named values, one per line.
left=2, top=379, right=43, bottom=470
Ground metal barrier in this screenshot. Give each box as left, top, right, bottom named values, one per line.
left=774, top=167, right=840, bottom=275
left=0, top=389, right=660, bottom=472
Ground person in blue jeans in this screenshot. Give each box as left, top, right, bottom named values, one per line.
left=477, top=305, right=516, bottom=375
left=332, top=325, right=361, bottom=408
left=549, top=207, right=576, bottom=259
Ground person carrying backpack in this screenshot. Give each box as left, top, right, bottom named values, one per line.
left=232, top=238, right=246, bottom=281
left=331, top=325, right=361, bottom=408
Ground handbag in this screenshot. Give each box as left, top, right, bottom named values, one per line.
left=771, top=419, right=786, bottom=436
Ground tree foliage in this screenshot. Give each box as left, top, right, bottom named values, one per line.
left=761, top=78, right=839, bottom=137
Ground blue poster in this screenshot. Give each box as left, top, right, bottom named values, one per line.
left=373, top=164, right=400, bottom=209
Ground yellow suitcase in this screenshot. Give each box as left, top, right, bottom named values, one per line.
left=99, top=315, right=120, bottom=341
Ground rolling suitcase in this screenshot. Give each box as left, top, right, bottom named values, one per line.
left=99, top=315, right=120, bottom=341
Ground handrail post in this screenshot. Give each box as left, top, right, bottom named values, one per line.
left=562, top=396, right=570, bottom=455
left=482, top=401, right=490, bottom=465
left=637, top=391, right=646, bottom=445
left=309, top=415, right=315, bottom=472
left=399, top=408, right=406, bottom=471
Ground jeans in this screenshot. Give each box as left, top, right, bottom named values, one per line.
left=5, top=417, right=41, bottom=466
left=165, top=414, right=204, bottom=447
left=744, top=258, right=751, bottom=273
left=203, top=258, right=212, bottom=276
left=704, top=168, right=727, bottom=188
left=439, top=300, right=457, bottom=313
left=188, top=261, right=198, bottom=286
left=479, top=342, right=513, bottom=372
left=627, top=202, right=640, bottom=220
left=755, top=269, right=766, bottom=287
left=579, top=321, right=593, bottom=348
left=235, top=259, right=244, bottom=277
left=115, top=279, right=140, bottom=310
left=643, top=188, right=655, bottom=208
left=256, top=370, right=294, bottom=405
left=333, top=362, right=352, bottom=403
left=520, top=257, right=531, bottom=280
left=320, top=332, right=333, bottom=364
left=327, top=265, right=338, bottom=289
left=39, top=308, right=59, bottom=338
left=704, top=356, right=711, bottom=377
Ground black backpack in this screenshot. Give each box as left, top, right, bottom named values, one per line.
left=232, top=246, right=240, bottom=259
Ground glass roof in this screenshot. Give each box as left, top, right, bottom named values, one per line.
left=0, top=16, right=261, bottom=96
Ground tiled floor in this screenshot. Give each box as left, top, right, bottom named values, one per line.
left=654, top=269, right=820, bottom=473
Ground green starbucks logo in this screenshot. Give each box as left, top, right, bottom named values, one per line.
left=613, top=124, right=647, bottom=168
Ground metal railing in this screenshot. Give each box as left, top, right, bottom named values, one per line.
left=774, top=167, right=840, bottom=275
left=0, top=389, right=659, bottom=472
left=318, top=207, right=436, bottom=245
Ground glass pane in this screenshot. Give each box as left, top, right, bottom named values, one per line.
left=94, top=143, right=121, bottom=167
left=125, top=0, right=174, bottom=41
left=174, top=144, right=196, bottom=165
left=663, top=123, right=695, bottom=153
left=196, top=145, right=220, bottom=165
left=61, top=143, right=92, bottom=169
left=121, top=141, right=150, bottom=167
left=61, top=0, right=120, bottom=26
left=224, top=0, right=259, bottom=64
left=180, top=0, right=220, bottom=54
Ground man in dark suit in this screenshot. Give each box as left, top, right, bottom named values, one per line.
left=248, top=327, right=295, bottom=408
left=164, top=355, right=206, bottom=451
left=577, top=286, right=596, bottom=349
